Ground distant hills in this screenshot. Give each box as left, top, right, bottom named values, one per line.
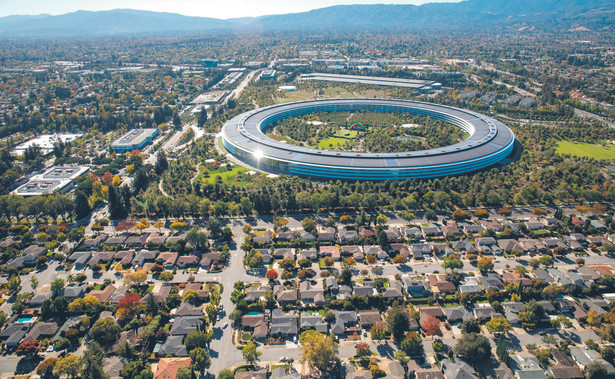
left=0, top=0, right=613, bottom=37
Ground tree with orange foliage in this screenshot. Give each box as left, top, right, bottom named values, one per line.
left=392, top=255, right=408, bottom=264
left=116, top=293, right=142, bottom=323
left=101, top=172, right=113, bottom=185
left=575, top=205, right=591, bottom=215
left=593, top=203, right=607, bottom=214
left=474, top=209, right=489, bottom=219
left=421, top=316, right=441, bottom=336
left=265, top=269, right=278, bottom=280
left=498, top=207, right=512, bottom=216
left=355, top=342, right=372, bottom=360
left=16, top=340, right=39, bottom=357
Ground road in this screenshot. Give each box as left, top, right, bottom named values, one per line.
left=207, top=222, right=248, bottom=374
left=225, top=69, right=261, bottom=105
left=574, top=107, right=615, bottom=128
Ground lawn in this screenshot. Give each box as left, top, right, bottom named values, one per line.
left=199, top=165, right=250, bottom=185
left=555, top=141, right=615, bottom=160
left=315, top=136, right=350, bottom=149
left=275, top=90, right=316, bottom=104
left=274, top=86, right=388, bottom=104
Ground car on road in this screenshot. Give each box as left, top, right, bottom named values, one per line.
left=222, top=322, right=228, bottom=329
left=46, top=345, right=54, bottom=352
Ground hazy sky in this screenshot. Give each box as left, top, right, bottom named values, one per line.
left=1, top=0, right=462, bottom=19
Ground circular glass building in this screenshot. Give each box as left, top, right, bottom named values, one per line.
left=222, top=98, right=515, bottom=180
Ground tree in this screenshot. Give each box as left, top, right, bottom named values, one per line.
left=392, top=255, right=408, bottom=264
left=518, top=300, right=545, bottom=328
left=587, top=310, right=602, bottom=329
left=498, top=207, right=512, bottom=216
left=81, top=342, right=108, bottom=379
left=190, top=347, right=211, bottom=377
left=273, top=216, right=289, bottom=231
left=153, top=220, right=164, bottom=231
left=51, top=278, right=65, bottom=297
left=90, top=317, right=120, bottom=345
left=218, top=369, right=233, bottom=379
left=279, top=258, right=295, bottom=271
left=54, top=355, right=83, bottom=379
left=159, top=271, right=174, bottom=282
left=299, top=330, right=339, bottom=375
left=301, top=218, right=317, bottom=234
left=242, top=342, right=261, bottom=366
left=586, top=361, right=608, bottom=379
left=454, top=333, right=492, bottom=364
left=154, top=151, right=168, bottom=176
left=74, top=190, right=91, bottom=220
left=340, top=266, right=352, bottom=285
left=601, top=346, right=615, bottom=364
left=120, top=360, right=153, bottom=379
left=176, top=367, right=191, bottom=379
left=197, top=108, right=208, bottom=127
left=485, top=317, right=511, bottom=334
left=355, top=342, right=372, bottom=360
left=116, top=293, right=142, bottom=323
left=185, top=331, right=212, bottom=352
left=186, top=226, right=208, bottom=251
left=107, top=186, right=125, bottom=220
left=474, top=209, right=489, bottom=219
left=37, top=358, right=58, bottom=379
left=123, top=270, right=147, bottom=286
left=446, top=270, right=463, bottom=286
left=266, top=269, right=278, bottom=280
left=387, top=305, right=411, bottom=341
left=183, top=289, right=201, bottom=305
left=422, top=316, right=441, bottom=336
left=513, top=265, right=528, bottom=277
left=30, top=275, right=39, bottom=291
left=442, top=256, right=463, bottom=271
left=496, top=335, right=508, bottom=363
left=16, top=340, right=39, bottom=357
left=370, top=321, right=389, bottom=341
left=425, top=210, right=437, bottom=221
left=532, top=207, right=548, bottom=216
left=56, top=338, right=72, bottom=352
left=551, top=315, right=573, bottom=330
left=539, top=255, right=553, bottom=267
left=376, top=214, right=387, bottom=226
left=477, top=257, right=494, bottom=274
left=451, top=209, right=471, bottom=221
left=401, top=332, right=423, bottom=356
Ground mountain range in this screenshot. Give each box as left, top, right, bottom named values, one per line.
left=0, top=0, right=613, bottom=37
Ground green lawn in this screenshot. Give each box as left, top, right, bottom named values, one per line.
left=555, top=142, right=615, bottom=160
left=315, top=136, right=349, bottom=149
left=199, top=165, right=250, bottom=185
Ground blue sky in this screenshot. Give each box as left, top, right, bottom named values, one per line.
left=1, top=0, right=462, bottom=19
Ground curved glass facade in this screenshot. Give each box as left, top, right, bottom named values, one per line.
left=222, top=98, right=515, bottom=180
